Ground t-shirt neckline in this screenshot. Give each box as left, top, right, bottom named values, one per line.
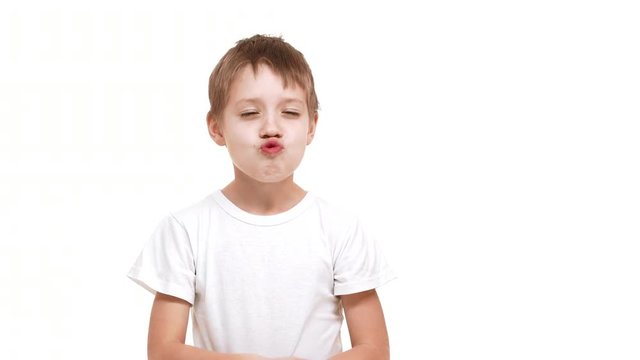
left=212, top=189, right=315, bottom=226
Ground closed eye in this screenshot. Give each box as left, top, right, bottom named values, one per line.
left=283, top=110, right=301, bottom=118
left=240, top=111, right=260, bottom=118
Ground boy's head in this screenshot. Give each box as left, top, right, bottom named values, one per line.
left=207, top=34, right=319, bottom=122
left=206, top=35, right=320, bottom=185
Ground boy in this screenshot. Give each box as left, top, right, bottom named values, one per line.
left=128, top=35, right=395, bottom=360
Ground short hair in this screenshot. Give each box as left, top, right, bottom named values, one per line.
left=207, top=34, right=319, bottom=122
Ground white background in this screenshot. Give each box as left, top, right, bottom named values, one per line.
left=1, top=0, right=639, bottom=359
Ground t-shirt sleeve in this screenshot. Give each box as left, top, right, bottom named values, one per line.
left=333, top=216, right=396, bottom=296
left=127, top=214, right=196, bottom=305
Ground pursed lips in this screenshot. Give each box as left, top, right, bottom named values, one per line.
left=260, top=140, right=284, bottom=155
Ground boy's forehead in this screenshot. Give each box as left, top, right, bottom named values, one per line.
left=234, top=64, right=270, bottom=82
left=228, top=64, right=306, bottom=100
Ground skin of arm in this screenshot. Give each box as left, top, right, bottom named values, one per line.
left=329, top=289, right=391, bottom=360
left=147, top=293, right=299, bottom=360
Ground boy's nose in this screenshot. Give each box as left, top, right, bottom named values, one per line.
left=259, top=113, right=282, bottom=138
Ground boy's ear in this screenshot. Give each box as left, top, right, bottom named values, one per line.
left=207, top=111, right=226, bottom=146
left=307, top=112, right=318, bottom=145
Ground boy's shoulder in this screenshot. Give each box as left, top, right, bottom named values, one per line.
left=312, top=193, right=356, bottom=219
left=310, top=193, right=366, bottom=235
left=166, top=192, right=218, bottom=225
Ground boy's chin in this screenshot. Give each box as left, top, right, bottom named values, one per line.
left=234, top=166, right=296, bottom=185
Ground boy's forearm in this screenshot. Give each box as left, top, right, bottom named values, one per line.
left=150, top=342, right=266, bottom=360
left=328, top=344, right=390, bottom=360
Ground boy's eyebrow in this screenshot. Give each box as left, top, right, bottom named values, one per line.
left=280, top=97, right=305, bottom=106
left=234, top=97, right=306, bottom=106
left=234, top=98, right=261, bottom=105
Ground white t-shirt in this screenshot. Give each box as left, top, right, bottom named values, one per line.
left=128, top=190, right=395, bottom=360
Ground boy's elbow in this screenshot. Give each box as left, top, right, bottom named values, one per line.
left=148, top=341, right=177, bottom=360
left=147, top=344, right=161, bottom=360
left=361, top=343, right=390, bottom=360
left=376, top=344, right=390, bottom=360
left=371, top=342, right=390, bottom=360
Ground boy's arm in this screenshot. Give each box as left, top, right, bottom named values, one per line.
left=329, top=289, right=390, bottom=360
left=148, top=293, right=280, bottom=360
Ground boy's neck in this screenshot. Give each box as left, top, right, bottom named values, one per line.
left=221, top=172, right=307, bottom=216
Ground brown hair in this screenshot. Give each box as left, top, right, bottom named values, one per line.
left=207, top=34, right=319, bottom=122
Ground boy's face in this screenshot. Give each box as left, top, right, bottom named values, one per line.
left=208, top=64, right=317, bottom=184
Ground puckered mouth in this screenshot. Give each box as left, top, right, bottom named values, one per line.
left=260, top=140, right=284, bottom=154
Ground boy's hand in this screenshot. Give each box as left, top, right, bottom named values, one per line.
left=240, top=356, right=304, bottom=360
